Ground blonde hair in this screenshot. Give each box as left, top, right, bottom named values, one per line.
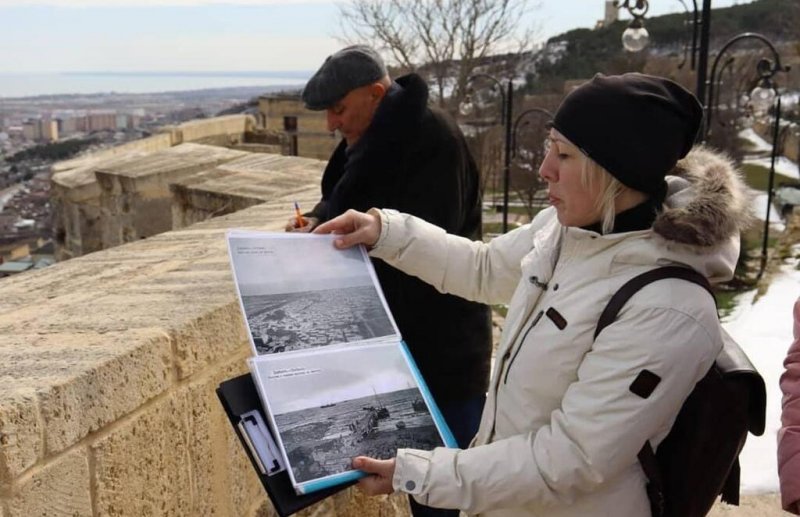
left=579, top=156, right=625, bottom=234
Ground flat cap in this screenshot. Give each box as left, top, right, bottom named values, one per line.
left=302, top=45, right=387, bottom=111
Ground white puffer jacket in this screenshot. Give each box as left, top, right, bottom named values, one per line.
left=369, top=147, right=753, bottom=517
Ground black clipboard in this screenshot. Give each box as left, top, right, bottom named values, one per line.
left=216, top=374, right=356, bottom=517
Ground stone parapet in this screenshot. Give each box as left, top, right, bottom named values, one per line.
left=2, top=150, right=415, bottom=515
left=170, top=153, right=325, bottom=230
left=95, top=143, right=248, bottom=248
left=51, top=134, right=173, bottom=174
left=51, top=152, right=152, bottom=260
left=171, top=114, right=255, bottom=146
left=50, top=115, right=263, bottom=261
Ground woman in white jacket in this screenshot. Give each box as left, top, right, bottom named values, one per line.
left=315, top=73, right=753, bottom=517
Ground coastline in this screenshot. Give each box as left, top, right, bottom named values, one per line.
left=0, top=71, right=308, bottom=99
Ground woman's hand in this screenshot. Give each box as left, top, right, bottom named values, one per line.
left=313, top=209, right=381, bottom=249
left=353, top=456, right=396, bottom=495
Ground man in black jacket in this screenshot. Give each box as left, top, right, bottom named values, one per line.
left=289, top=45, right=492, bottom=517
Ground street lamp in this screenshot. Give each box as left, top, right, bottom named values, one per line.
left=704, top=32, right=789, bottom=279
left=511, top=107, right=554, bottom=217
left=618, top=0, right=712, bottom=121
left=462, top=74, right=514, bottom=232
left=615, top=0, right=651, bottom=52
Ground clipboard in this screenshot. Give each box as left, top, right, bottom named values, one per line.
left=216, top=374, right=356, bottom=517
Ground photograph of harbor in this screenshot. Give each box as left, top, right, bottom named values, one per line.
left=251, top=343, right=446, bottom=487
left=228, top=232, right=398, bottom=354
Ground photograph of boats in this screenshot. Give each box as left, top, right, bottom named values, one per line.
left=251, top=343, right=445, bottom=486
left=228, top=233, right=398, bottom=354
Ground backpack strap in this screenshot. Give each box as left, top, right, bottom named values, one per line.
left=593, top=266, right=715, bottom=517
left=594, top=266, right=714, bottom=341
left=638, top=442, right=666, bottom=517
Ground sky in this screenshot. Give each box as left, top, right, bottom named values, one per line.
left=0, top=0, right=752, bottom=74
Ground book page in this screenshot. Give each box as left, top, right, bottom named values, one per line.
left=250, top=343, right=447, bottom=491
left=227, top=232, right=400, bottom=355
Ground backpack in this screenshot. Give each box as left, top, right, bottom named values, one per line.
left=594, top=266, right=767, bottom=517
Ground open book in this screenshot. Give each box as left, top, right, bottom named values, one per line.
left=226, top=230, right=456, bottom=497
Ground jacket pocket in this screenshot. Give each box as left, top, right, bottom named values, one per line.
left=504, top=310, right=544, bottom=384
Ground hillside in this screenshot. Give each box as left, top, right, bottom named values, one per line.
left=528, top=0, right=800, bottom=94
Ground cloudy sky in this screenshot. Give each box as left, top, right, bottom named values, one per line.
left=1, top=0, right=750, bottom=73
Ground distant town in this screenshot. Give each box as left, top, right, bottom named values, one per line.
left=0, top=84, right=300, bottom=275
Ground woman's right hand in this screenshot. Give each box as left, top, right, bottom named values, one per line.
left=313, top=209, right=381, bottom=249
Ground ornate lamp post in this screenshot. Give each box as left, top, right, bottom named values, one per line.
left=614, top=0, right=651, bottom=52
left=616, top=0, right=713, bottom=114
left=461, top=74, right=514, bottom=232
left=510, top=107, right=554, bottom=216
left=704, top=32, right=789, bottom=278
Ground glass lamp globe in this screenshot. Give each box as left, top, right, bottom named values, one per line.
left=749, top=85, right=775, bottom=117
left=622, top=26, right=649, bottom=52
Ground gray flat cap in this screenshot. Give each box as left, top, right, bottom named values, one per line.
left=302, top=45, right=387, bottom=110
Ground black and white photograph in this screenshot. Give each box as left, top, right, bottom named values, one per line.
left=250, top=343, right=445, bottom=487
left=227, top=232, right=398, bottom=355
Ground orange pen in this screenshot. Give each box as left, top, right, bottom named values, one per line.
left=293, top=202, right=307, bottom=228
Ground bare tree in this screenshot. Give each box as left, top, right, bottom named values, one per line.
left=338, top=0, right=537, bottom=110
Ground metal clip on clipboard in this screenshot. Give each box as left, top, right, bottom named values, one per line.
left=237, top=410, right=285, bottom=476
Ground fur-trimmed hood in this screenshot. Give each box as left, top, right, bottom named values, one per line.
left=655, top=145, right=755, bottom=247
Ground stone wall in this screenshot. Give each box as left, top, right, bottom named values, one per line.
left=95, top=143, right=248, bottom=247
left=257, top=95, right=339, bottom=160
left=51, top=115, right=256, bottom=261
left=0, top=187, right=412, bottom=516
left=170, top=154, right=326, bottom=230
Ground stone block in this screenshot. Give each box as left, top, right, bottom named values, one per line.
left=5, top=448, right=92, bottom=517
left=178, top=354, right=252, bottom=516
left=171, top=301, right=250, bottom=379
left=7, top=330, right=173, bottom=455
left=92, top=393, right=192, bottom=516
left=0, top=389, right=42, bottom=484
left=330, top=489, right=411, bottom=517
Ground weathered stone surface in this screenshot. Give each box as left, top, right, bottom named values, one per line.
left=169, top=153, right=324, bottom=230
left=39, top=332, right=172, bottom=454
left=331, top=489, right=411, bottom=517
left=51, top=133, right=173, bottom=174
left=5, top=448, right=92, bottom=517
left=96, top=143, right=249, bottom=247
left=0, top=330, right=172, bottom=456
left=0, top=389, right=42, bottom=484
left=226, top=419, right=266, bottom=517
left=92, top=393, right=192, bottom=516
left=178, top=115, right=253, bottom=144
left=178, top=353, right=253, bottom=516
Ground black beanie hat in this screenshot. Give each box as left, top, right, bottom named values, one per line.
left=552, top=73, right=703, bottom=196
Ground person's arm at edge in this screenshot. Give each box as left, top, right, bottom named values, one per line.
left=779, top=298, right=800, bottom=514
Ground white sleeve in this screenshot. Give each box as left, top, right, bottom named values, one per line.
left=369, top=209, right=539, bottom=305
left=392, top=304, right=720, bottom=514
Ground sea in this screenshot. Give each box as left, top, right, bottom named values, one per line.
left=0, top=71, right=311, bottom=98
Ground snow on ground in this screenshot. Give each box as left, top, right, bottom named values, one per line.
left=743, top=155, right=800, bottom=181
left=752, top=192, right=786, bottom=231
left=739, top=127, right=775, bottom=154
left=722, top=258, right=800, bottom=494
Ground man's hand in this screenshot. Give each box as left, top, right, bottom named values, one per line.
left=313, top=209, right=381, bottom=249
left=353, top=456, right=396, bottom=495
left=284, top=216, right=319, bottom=233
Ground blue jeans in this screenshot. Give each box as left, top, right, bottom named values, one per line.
left=408, top=395, right=486, bottom=517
